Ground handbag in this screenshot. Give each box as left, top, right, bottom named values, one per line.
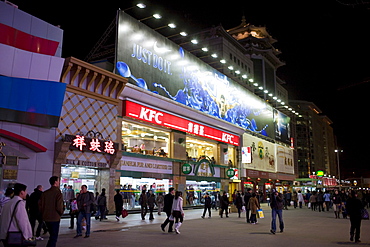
left=361, top=208, right=369, bottom=220
left=6, top=200, right=36, bottom=246
left=121, top=208, right=128, bottom=218
left=257, top=209, right=264, bottom=219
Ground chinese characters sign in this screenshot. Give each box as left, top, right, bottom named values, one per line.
left=65, top=134, right=118, bottom=155
left=123, top=100, right=240, bottom=146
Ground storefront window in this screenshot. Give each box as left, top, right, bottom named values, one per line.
left=61, top=166, right=98, bottom=193
left=120, top=177, right=171, bottom=209
left=224, top=146, right=236, bottom=167
left=122, top=121, right=170, bottom=157
left=186, top=137, right=217, bottom=161
left=186, top=180, right=220, bottom=206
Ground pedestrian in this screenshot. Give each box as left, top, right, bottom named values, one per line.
left=172, top=191, right=184, bottom=234
left=156, top=192, right=164, bottom=215
left=235, top=192, right=243, bottom=218
left=201, top=193, right=212, bottom=218
left=148, top=192, right=156, bottom=220
left=244, top=188, right=252, bottom=223
left=94, top=191, right=99, bottom=220
left=0, top=188, right=14, bottom=216
left=317, top=190, right=324, bottom=212
left=292, top=191, right=298, bottom=208
left=114, top=189, right=123, bottom=221
left=332, top=190, right=342, bottom=218
left=161, top=187, right=175, bottom=233
left=323, top=191, right=331, bottom=211
left=346, top=190, right=364, bottom=243
left=248, top=193, right=260, bottom=224
left=27, top=185, right=47, bottom=240
left=74, top=184, right=94, bottom=238
left=97, top=189, right=107, bottom=221
left=39, top=176, right=64, bottom=247
left=0, top=183, right=33, bottom=246
left=297, top=190, right=304, bottom=208
left=139, top=190, right=148, bottom=220
left=69, top=193, right=79, bottom=229
left=62, top=184, right=68, bottom=209
left=219, top=191, right=229, bottom=218
left=309, top=191, right=317, bottom=211
left=65, top=185, right=75, bottom=210
left=270, top=189, right=284, bottom=234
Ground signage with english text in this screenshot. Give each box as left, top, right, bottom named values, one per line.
left=123, top=100, right=240, bottom=146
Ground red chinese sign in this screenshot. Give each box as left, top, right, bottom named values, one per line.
left=123, top=101, right=240, bottom=146
left=67, top=134, right=117, bottom=155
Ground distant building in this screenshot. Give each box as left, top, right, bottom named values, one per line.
left=290, top=100, right=337, bottom=178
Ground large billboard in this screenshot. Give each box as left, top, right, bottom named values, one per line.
left=274, top=110, right=291, bottom=144
left=116, top=11, right=275, bottom=137
left=275, top=144, right=294, bottom=174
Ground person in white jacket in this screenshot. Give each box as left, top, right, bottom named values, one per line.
left=0, top=183, right=33, bottom=244
left=297, top=190, right=305, bottom=209
left=171, top=191, right=184, bottom=234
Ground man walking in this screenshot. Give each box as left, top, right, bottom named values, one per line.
left=74, top=185, right=94, bottom=238
left=346, top=190, right=364, bottom=243
left=28, top=185, right=47, bottom=240
left=244, top=188, right=252, bottom=223
left=39, top=176, right=64, bottom=247
left=114, top=189, right=123, bottom=221
left=270, top=189, right=284, bottom=234
left=161, top=187, right=175, bottom=233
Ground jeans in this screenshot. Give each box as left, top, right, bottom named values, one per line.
left=271, top=208, right=284, bottom=232
left=77, top=211, right=91, bottom=236
left=98, top=205, right=106, bottom=220
left=44, top=221, right=60, bottom=247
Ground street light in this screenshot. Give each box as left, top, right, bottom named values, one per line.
left=335, top=149, right=343, bottom=187
left=139, top=13, right=162, bottom=21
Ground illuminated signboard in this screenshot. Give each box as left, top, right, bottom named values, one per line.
left=116, top=11, right=275, bottom=137
left=273, top=109, right=291, bottom=145
left=123, top=100, right=240, bottom=146
left=241, top=146, right=252, bottom=163
left=65, top=134, right=118, bottom=155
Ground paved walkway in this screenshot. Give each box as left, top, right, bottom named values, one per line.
left=30, top=204, right=370, bottom=247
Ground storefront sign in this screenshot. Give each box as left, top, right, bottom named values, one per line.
left=65, top=159, right=109, bottom=168
left=65, top=134, right=118, bottom=155
left=123, top=100, right=240, bottom=146
left=120, top=156, right=172, bottom=174
left=226, top=168, right=235, bottom=178
left=3, top=169, right=17, bottom=179
left=194, top=158, right=215, bottom=177
left=182, top=163, right=192, bottom=174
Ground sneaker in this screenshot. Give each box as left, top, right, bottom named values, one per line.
left=35, top=237, right=44, bottom=241
left=160, top=224, right=165, bottom=232
left=270, top=230, right=276, bottom=235
left=115, top=216, right=120, bottom=221
left=201, top=216, right=204, bottom=219
left=84, top=235, right=89, bottom=238
left=175, top=229, right=180, bottom=234
left=73, top=234, right=82, bottom=238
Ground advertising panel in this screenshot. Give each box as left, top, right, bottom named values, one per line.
left=116, top=11, right=274, bottom=137
left=123, top=100, right=240, bottom=146
left=273, top=109, right=291, bottom=144
left=242, top=134, right=275, bottom=172
left=275, top=144, right=294, bottom=174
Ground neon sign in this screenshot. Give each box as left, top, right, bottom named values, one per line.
left=66, top=134, right=117, bottom=155
left=123, top=100, right=240, bottom=146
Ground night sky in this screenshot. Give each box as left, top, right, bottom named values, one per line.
left=9, top=0, right=370, bottom=178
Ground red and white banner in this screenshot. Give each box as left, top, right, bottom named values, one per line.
left=123, top=100, right=240, bottom=146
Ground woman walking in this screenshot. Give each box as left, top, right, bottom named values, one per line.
left=171, top=191, right=184, bottom=234
left=248, top=193, right=260, bottom=224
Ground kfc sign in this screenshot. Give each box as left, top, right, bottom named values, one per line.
left=123, top=101, right=239, bottom=146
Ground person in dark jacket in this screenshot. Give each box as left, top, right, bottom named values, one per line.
left=346, top=190, right=364, bottom=243
left=27, top=185, right=47, bottom=240
left=219, top=192, right=229, bottom=218
left=139, top=190, right=148, bottom=220
left=201, top=193, right=212, bottom=218
left=244, top=188, right=252, bottom=223
left=97, top=190, right=107, bottom=221
left=161, top=187, right=175, bottom=232
left=235, top=192, right=243, bottom=218
left=74, top=185, right=94, bottom=238
left=270, top=189, right=284, bottom=234
left=332, top=190, right=342, bottom=218
left=148, top=192, right=156, bottom=220
left=114, top=190, right=123, bottom=222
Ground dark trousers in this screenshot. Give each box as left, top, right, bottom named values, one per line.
left=149, top=206, right=154, bottom=220
left=250, top=213, right=257, bottom=223
left=220, top=207, right=228, bottom=217
left=98, top=205, right=106, bottom=220
left=70, top=212, right=77, bottom=228
left=203, top=206, right=211, bottom=217
left=115, top=205, right=122, bottom=217
left=245, top=209, right=250, bottom=222
left=162, top=211, right=174, bottom=232
left=45, top=221, right=60, bottom=247
left=29, top=213, right=47, bottom=237
left=141, top=205, right=148, bottom=219
left=350, top=216, right=361, bottom=241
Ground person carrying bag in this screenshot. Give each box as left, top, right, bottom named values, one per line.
left=0, top=183, right=36, bottom=247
